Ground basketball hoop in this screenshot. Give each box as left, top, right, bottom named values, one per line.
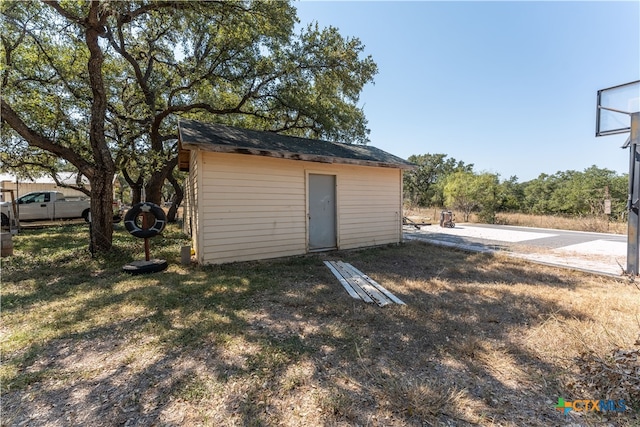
left=596, top=80, right=640, bottom=275
left=596, top=80, right=639, bottom=137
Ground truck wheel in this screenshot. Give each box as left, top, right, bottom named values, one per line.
left=82, top=209, right=91, bottom=223
left=124, top=203, right=167, bottom=239
left=1, top=213, right=9, bottom=227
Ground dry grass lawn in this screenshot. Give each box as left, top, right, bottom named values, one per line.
left=1, top=224, right=638, bottom=426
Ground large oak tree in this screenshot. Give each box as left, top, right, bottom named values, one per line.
left=1, top=1, right=377, bottom=252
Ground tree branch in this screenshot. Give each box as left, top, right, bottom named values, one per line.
left=41, top=1, right=83, bottom=26
left=1, top=98, right=95, bottom=178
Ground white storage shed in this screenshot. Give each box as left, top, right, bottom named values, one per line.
left=178, top=120, right=413, bottom=265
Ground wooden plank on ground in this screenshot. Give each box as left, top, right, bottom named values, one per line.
left=337, top=261, right=391, bottom=307
left=324, top=261, right=361, bottom=300
left=345, top=264, right=407, bottom=306
left=330, top=261, right=374, bottom=304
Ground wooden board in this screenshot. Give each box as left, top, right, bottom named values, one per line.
left=324, top=260, right=405, bottom=307
left=324, top=261, right=361, bottom=300
left=329, top=261, right=374, bottom=303
left=345, top=264, right=406, bottom=305
left=336, top=261, right=390, bottom=307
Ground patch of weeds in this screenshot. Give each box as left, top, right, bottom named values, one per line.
left=173, top=373, right=213, bottom=402
left=318, top=389, right=358, bottom=420
left=3, top=369, right=62, bottom=392
left=139, top=311, right=173, bottom=339
left=282, top=371, right=306, bottom=392
left=275, top=335, right=311, bottom=357
left=379, top=374, right=467, bottom=421
left=314, top=323, right=348, bottom=343
left=452, top=335, right=487, bottom=359
left=246, top=335, right=313, bottom=377
left=95, top=244, right=137, bottom=266
left=0, top=364, right=21, bottom=393
left=1, top=341, right=64, bottom=392
left=247, top=346, right=291, bottom=375
left=167, top=318, right=225, bottom=349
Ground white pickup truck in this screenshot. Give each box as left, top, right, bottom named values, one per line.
left=1, top=191, right=91, bottom=226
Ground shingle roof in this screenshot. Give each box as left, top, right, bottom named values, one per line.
left=178, top=120, right=414, bottom=170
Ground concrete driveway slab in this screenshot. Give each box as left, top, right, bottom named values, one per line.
left=404, top=224, right=626, bottom=277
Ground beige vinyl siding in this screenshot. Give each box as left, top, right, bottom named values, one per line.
left=195, top=151, right=403, bottom=265
left=185, top=150, right=202, bottom=262
left=199, top=153, right=306, bottom=264
left=182, top=177, right=190, bottom=236
left=337, top=167, right=401, bottom=249
left=182, top=150, right=195, bottom=236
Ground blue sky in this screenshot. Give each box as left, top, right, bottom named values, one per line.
left=294, top=1, right=640, bottom=182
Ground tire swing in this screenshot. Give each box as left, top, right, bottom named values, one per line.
left=122, top=202, right=168, bottom=275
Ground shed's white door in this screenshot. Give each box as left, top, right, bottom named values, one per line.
left=308, top=174, right=336, bottom=250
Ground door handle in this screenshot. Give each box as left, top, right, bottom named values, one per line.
left=41, top=204, right=47, bottom=207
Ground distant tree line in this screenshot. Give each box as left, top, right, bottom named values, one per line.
left=404, top=153, right=628, bottom=223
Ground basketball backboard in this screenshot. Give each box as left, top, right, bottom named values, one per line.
left=596, top=80, right=640, bottom=137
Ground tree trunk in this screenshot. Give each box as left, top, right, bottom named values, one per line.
left=90, top=171, right=114, bottom=253
left=144, top=157, right=178, bottom=206
left=85, top=3, right=115, bottom=252
left=166, top=170, right=184, bottom=223
left=2, top=3, right=115, bottom=252
left=131, top=187, right=143, bottom=205
left=144, top=173, right=165, bottom=206
left=122, top=169, right=144, bottom=204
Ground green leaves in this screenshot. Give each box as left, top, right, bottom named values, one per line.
left=523, top=166, right=627, bottom=218
left=3, top=0, right=378, bottom=168
left=403, top=154, right=473, bottom=207
left=443, top=171, right=500, bottom=222
left=2, top=0, right=379, bottom=249
left=404, top=150, right=627, bottom=221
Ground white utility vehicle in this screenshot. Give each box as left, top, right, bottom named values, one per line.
left=0, top=191, right=90, bottom=225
